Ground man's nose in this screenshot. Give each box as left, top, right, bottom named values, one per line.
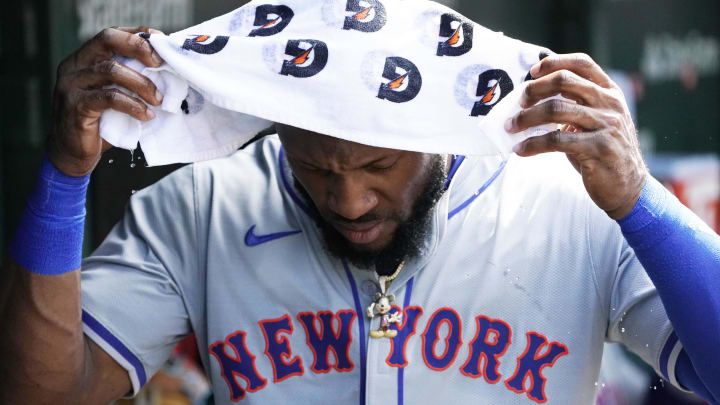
left=327, top=175, right=378, bottom=221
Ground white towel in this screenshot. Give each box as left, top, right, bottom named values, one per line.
left=100, top=0, right=555, bottom=166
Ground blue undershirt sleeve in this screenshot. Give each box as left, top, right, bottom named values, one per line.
left=617, top=176, right=720, bottom=404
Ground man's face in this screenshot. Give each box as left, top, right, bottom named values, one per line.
left=277, top=124, right=447, bottom=272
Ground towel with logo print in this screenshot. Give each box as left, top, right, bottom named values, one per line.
left=99, top=0, right=552, bottom=166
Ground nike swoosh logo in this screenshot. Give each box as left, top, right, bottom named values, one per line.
left=245, top=225, right=301, bottom=247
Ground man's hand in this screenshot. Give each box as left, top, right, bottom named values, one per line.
left=505, top=53, right=648, bottom=220
left=49, top=26, right=165, bottom=177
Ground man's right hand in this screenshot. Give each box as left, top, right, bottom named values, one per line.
left=48, top=26, right=165, bottom=177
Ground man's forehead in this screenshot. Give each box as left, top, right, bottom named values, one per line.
left=276, top=123, right=401, bottom=163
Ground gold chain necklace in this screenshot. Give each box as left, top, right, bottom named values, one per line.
left=384, top=260, right=405, bottom=282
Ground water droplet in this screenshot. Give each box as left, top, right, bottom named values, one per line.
left=594, top=382, right=598, bottom=386
left=130, top=163, right=136, bottom=168
left=503, top=268, right=511, bottom=276
left=645, top=343, right=649, bottom=348
left=131, top=189, right=137, bottom=194
left=611, top=307, right=616, bottom=311
left=138, top=156, right=143, bottom=160
left=515, top=276, right=520, bottom=281
left=621, top=327, right=626, bottom=333
left=601, top=383, right=606, bottom=388
left=653, top=385, right=657, bottom=390
left=108, top=159, right=114, bottom=164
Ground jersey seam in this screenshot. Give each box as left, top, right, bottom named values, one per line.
left=192, top=164, right=202, bottom=294
left=584, top=196, right=605, bottom=311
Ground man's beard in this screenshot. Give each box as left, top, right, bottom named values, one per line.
left=293, top=155, right=448, bottom=275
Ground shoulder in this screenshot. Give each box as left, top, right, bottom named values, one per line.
left=478, top=151, right=624, bottom=254
left=502, top=152, right=589, bottom=206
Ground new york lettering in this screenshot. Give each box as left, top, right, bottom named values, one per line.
left=209, top=308, right=568, bottom=403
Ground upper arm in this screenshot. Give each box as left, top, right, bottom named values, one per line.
left=80, top=338, right=133, bottom=404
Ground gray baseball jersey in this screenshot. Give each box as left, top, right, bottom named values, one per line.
left=81, top=135, right=682, bottom=404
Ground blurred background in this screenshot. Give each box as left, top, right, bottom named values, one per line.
left=0, top=0, right=717, bottom=404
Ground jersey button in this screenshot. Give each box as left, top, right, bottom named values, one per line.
left=361, top=280, right=378, bottom=296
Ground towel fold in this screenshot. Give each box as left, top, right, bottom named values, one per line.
left=100, top=0, right=555, bottom=166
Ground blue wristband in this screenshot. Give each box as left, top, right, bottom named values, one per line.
left=9, top=157, right=90, bottom=275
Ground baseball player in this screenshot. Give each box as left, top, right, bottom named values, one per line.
left=1, top=24, right=718, bottom=405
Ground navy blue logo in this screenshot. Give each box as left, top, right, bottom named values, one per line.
left=471, top=69, right=513, bottom=117
left=249, top=5, right=294, bottom=37
left=182, top=35, right=230, bottom=54
left=377, top=56, right=423, bottom=103
left=280, top=39, right=329, bottom=78
left=245, top=225, right=301, bottom=247
left=437, top=13, right=474, bottom=57
left=343, top=0, right=387, bottom=33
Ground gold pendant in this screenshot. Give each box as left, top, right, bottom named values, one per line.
left=366, top=275, right=403, bottom=338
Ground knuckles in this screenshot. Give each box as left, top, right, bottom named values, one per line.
left=95, top=59, right=120, bottom=76
left=543, top=99, right=567, bottom=116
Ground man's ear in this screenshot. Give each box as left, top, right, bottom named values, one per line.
left=374, top=292, right=383, bottom=301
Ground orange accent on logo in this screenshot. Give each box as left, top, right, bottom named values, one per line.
left=353, top=7, right=373, bottom=21
left=447, top=26, right=461, bottom=46
left=293, top=47, right=314, bottom=65
left=388, top=73, right=408, bottom=90
left=194, top=35, right=210, bottom=43
left=481, top=83, right=499, bottom=104
left=262, top=17, right=280, bottom=28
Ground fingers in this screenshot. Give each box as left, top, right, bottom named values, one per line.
left=70, top=59, right=163, bottom=106
left=506, top=99, right=605, bottom=133
left=530, top=53, right=613, bottom=89
left=520, top=69, right=607, bottom=108
left=78, top=27, right=164, bottom=69
left=512, top=130, right=599, bottom=157
left=77, top=89, right=155, bottom=122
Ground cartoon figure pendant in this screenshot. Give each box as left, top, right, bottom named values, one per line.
left=366, top=276, right=403, bottom=338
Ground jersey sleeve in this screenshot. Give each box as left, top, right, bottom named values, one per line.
left=81, top=164, right=198, bottom=396
left=587, top=200, right=681, bottom=388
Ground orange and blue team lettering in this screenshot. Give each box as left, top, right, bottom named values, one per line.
left=209, top=308, right=569, bottom=403
left=385, top=306, right=423, bottom=367
left=258, top=315, right=303, bottom=383
left=460, top=315, right=512, bottom=384
left=421, top=307, right=463, bottom=371
left=296, top=310, right=356, bottom=373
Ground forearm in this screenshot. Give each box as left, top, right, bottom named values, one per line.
left=0, top=157, right=129, bottom=404
left=0, top=260, right=86, bottom=403
left=618, top=176, right=720, bottom=402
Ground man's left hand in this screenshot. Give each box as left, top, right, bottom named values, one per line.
left=505, top=53, right=648, bottom=220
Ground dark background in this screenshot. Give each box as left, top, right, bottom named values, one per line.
left=1, top=1, right=717, bottom=403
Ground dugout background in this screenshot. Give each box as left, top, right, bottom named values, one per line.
left=0, top=1, right=717, bottom=404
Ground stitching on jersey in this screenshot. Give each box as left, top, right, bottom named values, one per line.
left=192, top=164, right=203, bottom=299
left=584, top=195, right=605, bottom=318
